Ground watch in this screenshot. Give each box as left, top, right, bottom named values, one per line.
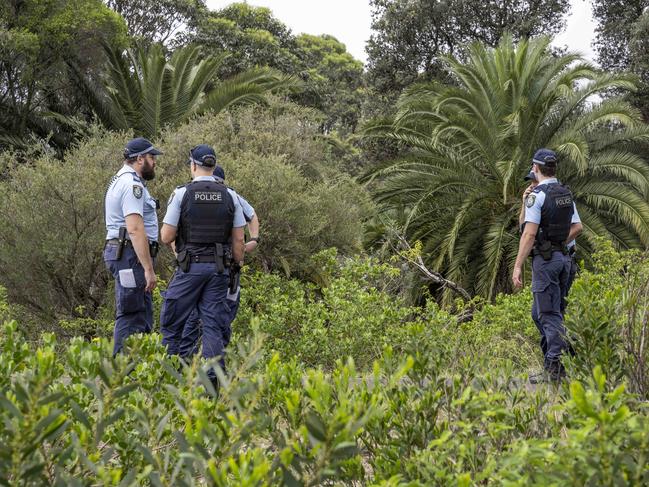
left=248, top=237, right=260, bottom=243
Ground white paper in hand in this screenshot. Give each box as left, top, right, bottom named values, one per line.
left=226, top=285, right=240, bottom=302
left=119, top=269, right=137, bottom=288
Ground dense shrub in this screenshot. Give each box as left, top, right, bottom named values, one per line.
left=0, top=320, right=647, bottom=485
left=565, top=241, right=649, bottom=399
left=0, top=100, right=372, bottom=323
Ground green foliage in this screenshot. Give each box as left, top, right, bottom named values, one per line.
left=368, top=35, right=649, bottom=301
left=190, top=3, right=365, bottom=135
left=89, top=42, right=296, bottom=139
left=565, top=240, right=649, bottom=399
left=0, top=101, right=371, bottom=323
left=591, top=0, right=647, bottom=72
left=106, top=0, right=206, bottom=45
left=157, top=102, right=373, bottom=276
left=0, top=317, right=647, bottom=485
left=0, top=0, right=127, bottom=152
left=235, top=249, right=416, bottom=369
left=365, top=0, right=571, bottom=97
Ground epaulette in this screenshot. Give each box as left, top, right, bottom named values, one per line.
left=176, top=183, right=187, bottom=189
left=132, top=174, right=142, bottom=183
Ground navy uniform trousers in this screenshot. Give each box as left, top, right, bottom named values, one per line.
left=530, top=252, right=573, bottom=372
left=104, top=245, right=153, bottom=355
left=178, top=290, right=239, bottom=358
left=160, top=263, right=230, bottom=373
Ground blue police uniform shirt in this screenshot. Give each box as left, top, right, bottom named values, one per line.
left=212, top=175, right=255, bottom=222
left=163, top=175, right=246, bottom=228
left=105, top=165, right=158, bottom=242
left=524, top=177, right=580, bottom=247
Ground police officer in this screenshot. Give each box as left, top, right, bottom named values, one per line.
left=512, top=149, right=583, bottom=383
left=518, top=167, right=581, bottom=363
left=178, top=164, right=259, bottom=359
left=104, top=137, right=162, bottom=355
left=159, top=145, right=245, bottom=387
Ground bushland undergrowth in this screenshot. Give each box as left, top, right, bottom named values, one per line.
left=0, top=243, right=648, bottom=484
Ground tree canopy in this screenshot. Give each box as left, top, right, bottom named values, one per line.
left=0, top=0, right=127, bottom=151
left=365, top=0, right=571, bottom=96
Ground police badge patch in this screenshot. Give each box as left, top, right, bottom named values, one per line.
left=525, top=194, right=536, bottom=208
left=133, top=185, right=143, bottom=199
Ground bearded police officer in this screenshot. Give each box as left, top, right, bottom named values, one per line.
left=159, top=146, right=245, bottom=390
left=512, top=149, right=582, bottom=383
left=104, top=137, right=162, bottom=355
left=179, top=164, right=260, bottom=359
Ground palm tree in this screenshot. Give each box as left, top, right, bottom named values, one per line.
left=78, top=42, right=298, bottom=138
left=367, top=35, right=649, bottom=300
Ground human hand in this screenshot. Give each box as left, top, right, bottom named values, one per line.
left=144, top=268, right=157, bottom=293
left=512, top=267, right=523, bottom=289
left=245, top=240, right=258, bottom=253
left=523, top=184, right=534, bottom=201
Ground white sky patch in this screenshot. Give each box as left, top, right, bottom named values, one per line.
left=205, top=0, right=597, bottom=66
left=206, top=0, right=373, bottom=63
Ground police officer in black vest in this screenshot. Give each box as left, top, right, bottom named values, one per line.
left=159, top=145, right=245, bottom=389
left=512, top=149, right=582, bottom=383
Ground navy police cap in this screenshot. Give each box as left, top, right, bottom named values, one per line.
left=532, top=148, right=558, bottom=167
left=212, top=164, right=225, bottom=180
left=124, top=137, right=163, bottom=158
left=524, top=169, right=537, bottom=182
left=189, top=144, right=217, bottom=167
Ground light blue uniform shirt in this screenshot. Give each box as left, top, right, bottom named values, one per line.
left=105, top=165, right=158, bottom=242
left=524, top=177, right=580, bottom=247
left=212, top=176, right=255, bottom=221
left=163, top=175, right=246, bottom=228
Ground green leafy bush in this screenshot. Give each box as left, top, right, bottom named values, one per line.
left=0, top=100, right=372, bottom=324
left=1, top=320, right=647, bottom=485
left=565, top=240, right=649, bottom=399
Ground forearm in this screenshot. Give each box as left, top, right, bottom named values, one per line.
left=566, top=223, right=583, bottom=244
left=244, top=215, right=260, bottom=253
left=514, top=233, right=536, bottom=270
left=247, top=215, right=259, bottom=239
left=232, top=227, right=245, bottom=262
left=518, top=206, right=526, bottom=227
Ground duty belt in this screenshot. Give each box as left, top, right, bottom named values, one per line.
left=187, top=254, right=231, bottom=265
left=106, top=238, right=159, bottom=258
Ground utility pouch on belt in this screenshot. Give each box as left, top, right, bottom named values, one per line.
left=149, top=241, right=159, bottom=258
left=537, top=240, right=553, bottom=261
left=214, top=243, right=225, bottom=274
left=176, top=249, right=190, bottom=272
left=116, top=226, right=127, bottom=260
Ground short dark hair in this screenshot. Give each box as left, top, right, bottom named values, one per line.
left=538, top=164, right=556, bottom=177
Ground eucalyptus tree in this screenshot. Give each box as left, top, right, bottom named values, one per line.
left=368, top=36, right=649, bottom=300
left=83, top=42, right=297, bottom=139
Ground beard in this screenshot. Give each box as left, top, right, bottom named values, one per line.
left=141, top=160, right=156, bottom=180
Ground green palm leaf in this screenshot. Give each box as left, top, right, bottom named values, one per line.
left=365, top=34, right=649, bottom=300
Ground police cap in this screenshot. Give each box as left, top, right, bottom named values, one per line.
left=124, top=137, right=163, bottom=159
left=532, top=148, right=558, bottom=167
left=189, top=144, right=217, bottom=167
left=213, top=164, right=225, bottom=180
left=524, top=168, right=537, bottom=182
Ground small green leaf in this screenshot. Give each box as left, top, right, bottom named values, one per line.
left=305, top=411, right=327, bottom=443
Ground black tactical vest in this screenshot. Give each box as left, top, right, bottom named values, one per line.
left=534, top=183, right=574, bottom=249
left=175, top=179, right=235, bottom=255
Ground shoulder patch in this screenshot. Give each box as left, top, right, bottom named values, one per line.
left=525, top=194, right=536, bottom=208
left=133, top=185, right=143, bottom=199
